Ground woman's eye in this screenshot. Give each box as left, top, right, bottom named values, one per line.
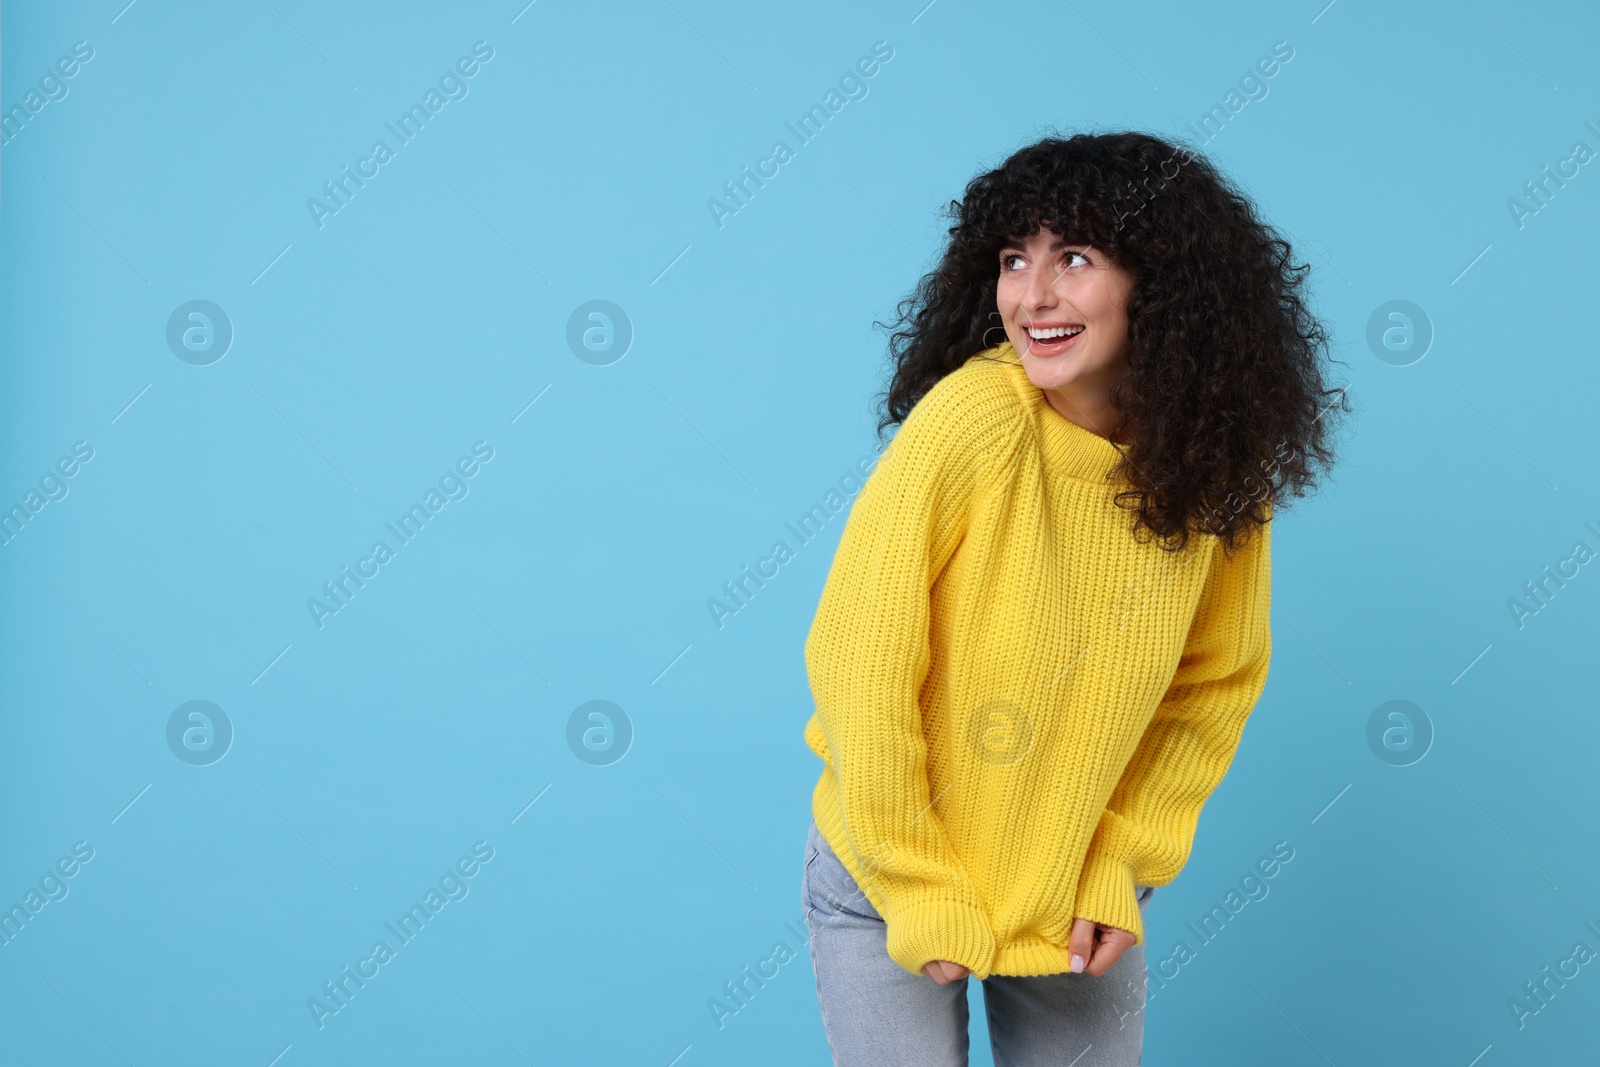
left=1001, top=250, right=1089, bottom=271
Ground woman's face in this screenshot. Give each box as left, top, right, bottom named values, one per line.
left=995, top=228, right=1136, bottom=426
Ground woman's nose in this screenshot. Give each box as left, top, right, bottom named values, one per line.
left=1025, top=266, right=1058, bottom=308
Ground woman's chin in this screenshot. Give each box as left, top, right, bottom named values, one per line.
left=1019, top=356, right=1078, bottom=392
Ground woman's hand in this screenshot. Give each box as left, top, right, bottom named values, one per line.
left=922, top=960, right=970, bottom=985
left=1067, top=917, right=1136, bottom=976
left=921, top=917, right=1136, bottom=984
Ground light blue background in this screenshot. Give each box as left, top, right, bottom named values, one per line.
left=3, top=0, right=1597, bottom=1064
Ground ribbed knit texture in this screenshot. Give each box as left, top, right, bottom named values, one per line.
left=803, top=342, right=1272, bottom=979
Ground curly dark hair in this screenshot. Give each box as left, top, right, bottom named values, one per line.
left=872, top=128, right=1351, bottom=555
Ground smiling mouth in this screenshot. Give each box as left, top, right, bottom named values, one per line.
left=1024, top=324, right=1084, bottom=355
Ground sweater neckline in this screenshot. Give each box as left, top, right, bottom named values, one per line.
left=987, top=344, right=1128, bottom=484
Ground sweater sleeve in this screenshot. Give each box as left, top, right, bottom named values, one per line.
left=803, top=365, right=1020, bottom=979
left=1072, top=516, right=1273, bottom=947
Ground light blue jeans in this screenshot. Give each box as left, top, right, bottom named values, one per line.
left=802, top=818, right=1155, bottom=1066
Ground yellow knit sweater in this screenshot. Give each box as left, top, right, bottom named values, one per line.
left=803, top=342, right=1272, bottom=979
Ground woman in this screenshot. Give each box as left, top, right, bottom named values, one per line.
left=799, top=130, right=1347, bottom=1065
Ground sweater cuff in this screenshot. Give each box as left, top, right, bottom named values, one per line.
left=1073, top=850, right=1145, bottom=948
left=884, top=898, right=998, bottom=980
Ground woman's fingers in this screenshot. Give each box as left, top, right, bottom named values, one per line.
left=1067, top=916, right=1135, bottom=976
left=1085, top=926, right=1134, bottom=976
left=922, top=959, right=970, bottom=984
left=1067, top=917, right=1095, bottom=973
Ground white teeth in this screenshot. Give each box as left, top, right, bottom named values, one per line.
left=1027, top=325, right=1084, bottom=340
